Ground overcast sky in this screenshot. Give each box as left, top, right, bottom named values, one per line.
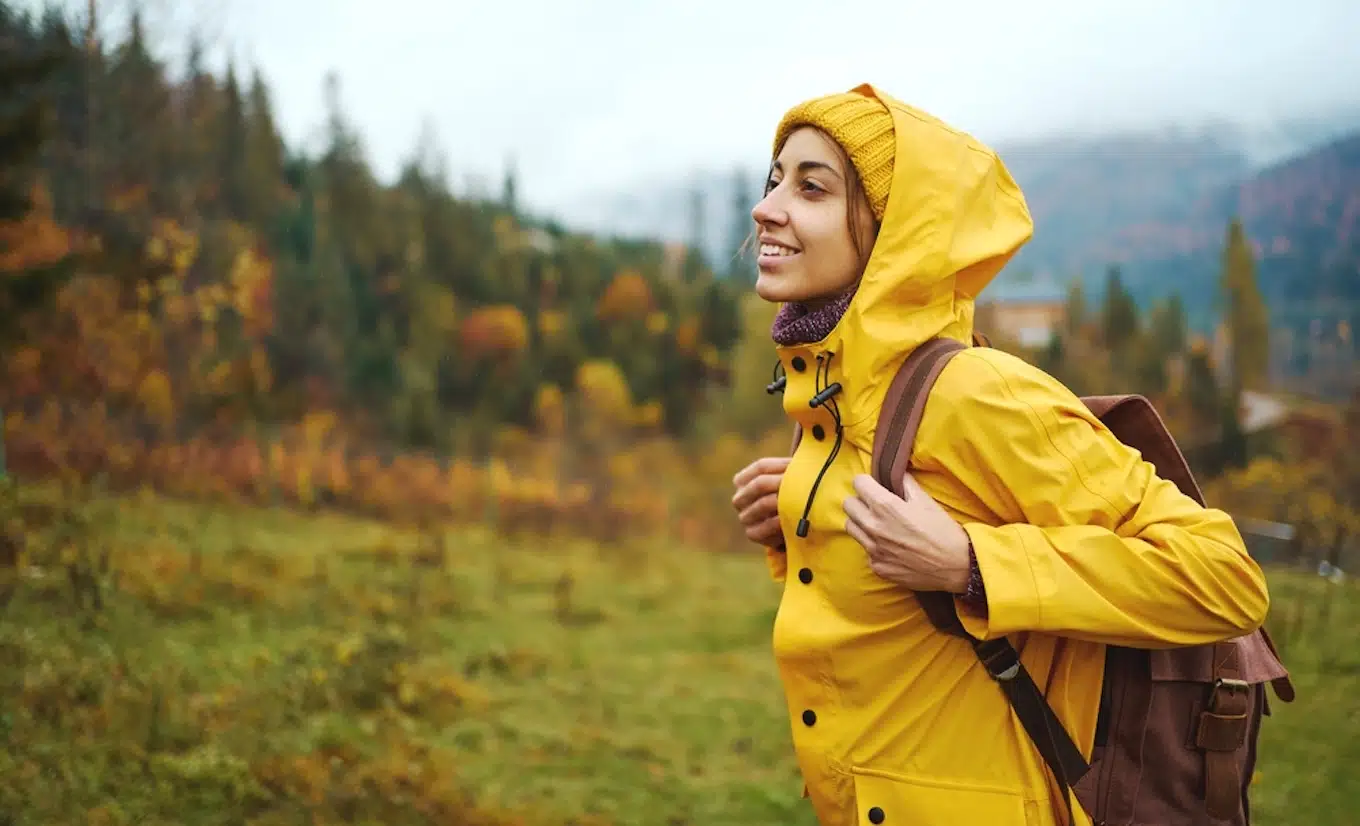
left=32, top=0, right=1360, bottom=218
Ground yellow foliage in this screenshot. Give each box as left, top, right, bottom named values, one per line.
left=538, top=309, right=567, bottom=339
left=302, top=411, right=337, bottom=449
left=646, top=311, right=669, bottom=335
left=137, top=370, right=175, bottom=426
left=533, top=384, right=566, bottom=435
left=575, top=359, right=634, bottom=425
left=634, top=400, right=663, bottom=429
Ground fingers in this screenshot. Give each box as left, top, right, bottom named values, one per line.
left=851, top=473, right=898, bottom=510
left=731, top=473, right=782, bottom=513
left=732, top=456, right=791, bottom=488
left=844, top=510, right=876, bottom=555
left=738, top=492, right=778, bottom=527
left=843, top=494, right=875, bottom=536
left=747, top=515, right=783, bottom=546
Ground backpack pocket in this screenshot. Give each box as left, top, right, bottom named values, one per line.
left=1075, top=632, right=1293, bottom=825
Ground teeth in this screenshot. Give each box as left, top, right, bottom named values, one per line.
left=760, top=243, right=798, bottom=257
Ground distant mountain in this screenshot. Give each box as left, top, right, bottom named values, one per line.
left=548, top=109, right=1360, bottom=328
left=1112, top=131, right=1360, bottom=333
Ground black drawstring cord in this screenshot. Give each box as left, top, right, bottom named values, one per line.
left=766, top=359, right=787, bottom=395
left=796, top=351, right=844, bottom=538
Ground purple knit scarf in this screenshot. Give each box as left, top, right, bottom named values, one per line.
left=770, top=286, right=858, bottom=346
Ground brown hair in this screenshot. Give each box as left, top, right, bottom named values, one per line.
left=739, top=126, right=880, bottom=273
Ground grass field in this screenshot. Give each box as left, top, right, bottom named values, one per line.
left=1, top=481, right=1356, bottom=825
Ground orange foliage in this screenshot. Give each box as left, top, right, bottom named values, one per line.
left=0, top=183, right=71, bottom=273
left=458, top=305, right=529, bottom=360
left=1, top=400, right=768, bottom=551
left=595, top=269, right=654, bottom=322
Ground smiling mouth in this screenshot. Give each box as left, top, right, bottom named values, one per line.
left=759, top=243, right=800, bottom=258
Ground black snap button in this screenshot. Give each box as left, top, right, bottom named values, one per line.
left=802, top=709, right=816, bottom=726
left=868, top=806, right=885, bottom=823
left=811, top=424, right=825, bottom=440
left=798, top=567, right=813, bottom=584
left=790, top=356, right=807, bottom=372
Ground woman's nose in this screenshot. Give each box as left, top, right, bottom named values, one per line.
left=751, top=189, right=787, bottom=226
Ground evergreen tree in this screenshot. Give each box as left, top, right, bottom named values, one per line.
left=1218, top=218, right=1271, bottom=392
left=1149, top=293, right=1188, bottom=356
left=1064, top=278, right=1086, bottom=337
left=1184, top=348, right=1222, bottom=436
left=217, top=61, right=249, bottom=220
left=0, top=10, right=77, bottom=342
left=105, top=10, right=172, bottom=211
left=243, top=66, right=284, bottom=227
left=1100, top=265, right=1139, bottom=363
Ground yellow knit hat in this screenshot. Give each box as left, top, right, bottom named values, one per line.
left=772, top=88, right=896, bottom=221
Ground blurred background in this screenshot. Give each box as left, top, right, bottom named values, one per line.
left=1, top=1, right=1357, bottom=824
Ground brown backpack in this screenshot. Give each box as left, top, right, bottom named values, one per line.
left=790, top=334, right=1296, bottom=825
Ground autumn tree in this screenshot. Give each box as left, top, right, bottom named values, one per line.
left=0, top=10, right=78, bottom=348
left=1219, top=218, right=1270, bottom=392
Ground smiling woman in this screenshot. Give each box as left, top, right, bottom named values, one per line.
left=751, top=126, right=879, bottom=309
left=729, top=84, right=1281, bottom=826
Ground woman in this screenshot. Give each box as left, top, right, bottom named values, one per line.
left=730, top=84, right=1271, bottom=826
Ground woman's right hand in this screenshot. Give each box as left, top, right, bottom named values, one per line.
left=731, top=457, right=791, bottom=548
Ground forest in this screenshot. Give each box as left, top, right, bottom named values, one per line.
left=1, top=5, right=1358, bottom=825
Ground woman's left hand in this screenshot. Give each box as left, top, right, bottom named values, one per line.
left=844, top=472, right=972, bottom=593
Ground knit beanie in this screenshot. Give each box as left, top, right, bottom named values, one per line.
left=772, top=88, right=896, bottom=221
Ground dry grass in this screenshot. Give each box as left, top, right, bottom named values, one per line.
left=0, top=479, right=1354, bottom=825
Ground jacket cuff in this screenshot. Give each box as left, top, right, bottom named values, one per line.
left=956, top=522, right=1043, bottom=640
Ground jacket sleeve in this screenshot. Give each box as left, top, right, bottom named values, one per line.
left=922, top=350, right=1270, bottom=649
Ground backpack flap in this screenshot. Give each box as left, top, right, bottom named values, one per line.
left=1081, top=393, right=1206, bottom=505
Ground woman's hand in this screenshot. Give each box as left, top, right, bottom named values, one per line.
left=732, top=457, right=791, bottom=548
left=844, top=472, right=972, bottom=593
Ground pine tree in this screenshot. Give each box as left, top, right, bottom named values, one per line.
left=1100, top=265, right=1139, bottom=363
left=0, top=10, right=77, bottom=340
left=1184, top=347, right=1223, bottom=437
left=1064, top=279, right=1086, bottom=337
left=1149, top=294, right=1188, bottom=356
left=217, top=61, right=249, bottom=220
left=243, top=66, right=284, bottom=227
left=105, top=10, right=172, bottom=211
left=1218, top=218, right=1271, bottom=392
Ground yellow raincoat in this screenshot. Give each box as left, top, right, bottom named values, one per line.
left=764, top=85, right=1271, bottom=826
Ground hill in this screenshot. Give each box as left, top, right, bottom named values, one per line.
left=1109, top=131, right=1360, bottom=335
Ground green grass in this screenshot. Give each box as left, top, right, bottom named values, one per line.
left=1, top=482, right=1356, bottom=825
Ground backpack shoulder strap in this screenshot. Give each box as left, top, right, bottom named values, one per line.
left=869, top=335, right=1091, bottom=825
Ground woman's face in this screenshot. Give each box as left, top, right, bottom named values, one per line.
left=750, top=126, right=876, bottom=305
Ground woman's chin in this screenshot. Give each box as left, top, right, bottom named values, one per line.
left=754, top=272, right=804, bottom=304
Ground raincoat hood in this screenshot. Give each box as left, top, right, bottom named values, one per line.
left=774, top=83, right=1034, bottom=430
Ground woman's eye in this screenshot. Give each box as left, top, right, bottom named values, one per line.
left=764, top=177, right=780, bottom=194
left=801, top=179, right=825, bottom=194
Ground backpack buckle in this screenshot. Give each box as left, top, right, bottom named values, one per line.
left=976, top=639, right=1021, bottom=681
left=1213, top=677, right=1250, bottom=693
